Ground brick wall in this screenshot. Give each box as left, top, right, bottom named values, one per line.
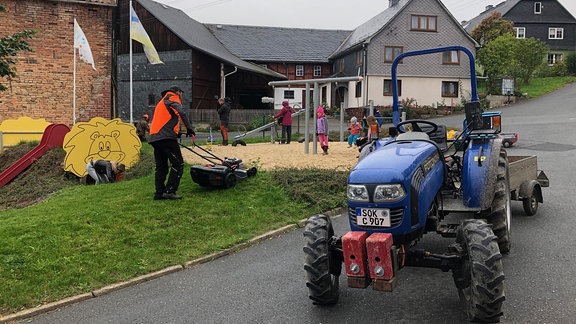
left=0, top=0, right=115, bottom=127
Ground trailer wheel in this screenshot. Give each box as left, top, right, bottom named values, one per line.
left=303, top=214, right=340, bottom=305
left=522, top=188, right=539, bottom=216
left=482, top=150, right=512, bottom=254
left=454, top=219, right=505, bottom=323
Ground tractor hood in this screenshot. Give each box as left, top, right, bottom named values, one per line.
left=349, top=140, right=440, bottom=183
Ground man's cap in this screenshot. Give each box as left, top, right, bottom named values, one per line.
left=169, top=86, right=183, bottom=93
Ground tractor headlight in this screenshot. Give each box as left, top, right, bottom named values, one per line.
left=347, top=184, right=369, bottom=202
left=373, top=184, right=405, bottom=202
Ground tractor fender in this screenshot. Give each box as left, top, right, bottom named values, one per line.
left=519, top=180, right=543, bottom=203
left=462, top=139, right=503, bottom=209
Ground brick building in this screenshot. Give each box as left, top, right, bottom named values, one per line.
left=0, top=0, right=116, bottom=126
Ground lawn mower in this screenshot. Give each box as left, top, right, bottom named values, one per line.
left=179, top=141, right=257, bottom=189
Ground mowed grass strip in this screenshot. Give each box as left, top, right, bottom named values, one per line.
left=0, top=156, right=348, bottom=314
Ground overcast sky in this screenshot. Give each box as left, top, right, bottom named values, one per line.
left=153, top=0, right=576, bottom=30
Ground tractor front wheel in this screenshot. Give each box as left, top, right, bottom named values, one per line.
left=454, top=219, right=505, bottom=323
left=303, top=214, right=341, bottom=305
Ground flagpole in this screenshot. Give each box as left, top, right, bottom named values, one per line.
left=129, top=0, right=133, bottom=124
left=73, top=18, right=77, bottom=125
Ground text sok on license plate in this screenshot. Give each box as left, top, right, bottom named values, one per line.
left=356, top=208, right=391, bottom=227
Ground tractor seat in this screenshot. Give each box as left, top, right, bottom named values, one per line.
left=396, top=132, right=430, bottom=141
left=396, top=125, right=448, bottom=151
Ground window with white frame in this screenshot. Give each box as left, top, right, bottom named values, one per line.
left=284, top=90, right=295, bottom=99
left=549, top=28, right=564, bottom=39
left=534, top=2, right=542, bottom=14
left=296, top=65, right=304, bottom=76
left=547, top=53, right=563, bottom=65
left=514, top=27, right=526, bottom=39
left=441, top=81, right=458, bottom=98
left=442, top=51, right=460, bottom=65
left=313, top=65, right=321, bottom=77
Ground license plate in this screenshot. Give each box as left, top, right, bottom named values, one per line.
left=356, top=208, right=391, bottom=227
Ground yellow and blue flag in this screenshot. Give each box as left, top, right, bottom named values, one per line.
left=130, top=5, right=163, bottom=64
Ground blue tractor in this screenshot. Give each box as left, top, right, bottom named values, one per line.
left=303, top=46, right=511, bottom=322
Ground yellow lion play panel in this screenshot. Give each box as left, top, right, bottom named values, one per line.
left=63, top=117, right=142, bottom=177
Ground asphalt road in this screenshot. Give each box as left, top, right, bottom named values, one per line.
left=23, top=84, right=576, bottom=323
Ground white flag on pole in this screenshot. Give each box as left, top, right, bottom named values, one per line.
left=74, top=18, right=96, bottom=70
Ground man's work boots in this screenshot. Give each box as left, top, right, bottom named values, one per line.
left=162, top=192, right=182, bottom=200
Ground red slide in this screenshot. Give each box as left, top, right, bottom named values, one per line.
left=0, top=124, right=70, bottom=188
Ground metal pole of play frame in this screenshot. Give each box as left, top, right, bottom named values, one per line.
left=269, top=76, right=363, bottom=154
left=305, top=83, right=310, bottom=154
left=339, top=102, right=345, bottom=142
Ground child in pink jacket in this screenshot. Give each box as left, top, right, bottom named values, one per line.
left=316, top=106, right=329, bottom=155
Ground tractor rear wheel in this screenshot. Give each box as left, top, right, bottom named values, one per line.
left=482, top=150, right=512, bottom=254
left=303, top=214, right=341, bottom=305
left=454, top=219, right=505, bottom=323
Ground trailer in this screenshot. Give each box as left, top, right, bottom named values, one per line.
left=508, top=155, right=549, bottom=216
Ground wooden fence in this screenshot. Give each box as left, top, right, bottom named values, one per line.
left=188, top=109, right=275, bottom=125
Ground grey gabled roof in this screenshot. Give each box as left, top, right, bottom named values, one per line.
left=136, top=0, right=286, bottom=79
left=205, top=24, right=351, bottom=63
left=331, top=0, right=478, bottom=57
left=331, top=0, right=411, bottom=57
left=463, top=0, right=519, bottom=32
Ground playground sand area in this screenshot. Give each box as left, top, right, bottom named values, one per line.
left=181, top=141, right=359, bottom=171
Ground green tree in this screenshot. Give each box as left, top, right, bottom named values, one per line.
left=513, top=37, right=548, bottom=85
left=476, top=34, right=516, bottom=94
left=477, top=34, right=549, bottom=93
left=471, top=12, right=514, bottom=46
left=0, top=4, right=36, bottom=92
left=566, top=52, right=576, bottom=75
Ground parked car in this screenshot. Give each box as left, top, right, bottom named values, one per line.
left=501, top=132, right=518, bottom=147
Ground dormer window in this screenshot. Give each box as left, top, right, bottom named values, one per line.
left=534, top=2, right=542, bottom=14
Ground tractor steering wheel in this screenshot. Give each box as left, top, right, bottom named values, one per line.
left=396, top=119, right=438, bottom=135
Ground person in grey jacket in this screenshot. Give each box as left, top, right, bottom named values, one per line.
left=217, top=97, right=231, bottom=146
left=86, top=160, right=125, bottom=184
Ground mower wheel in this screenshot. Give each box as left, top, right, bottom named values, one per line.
left=454, top=219, right=505, bottom=323
left=223, top=172, right=237, bottom=188
left=303, top=214, right=340, bottom=305
left=232, top=140, right=246, bottom=147
left=247, top=167, right=257, bottom=177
